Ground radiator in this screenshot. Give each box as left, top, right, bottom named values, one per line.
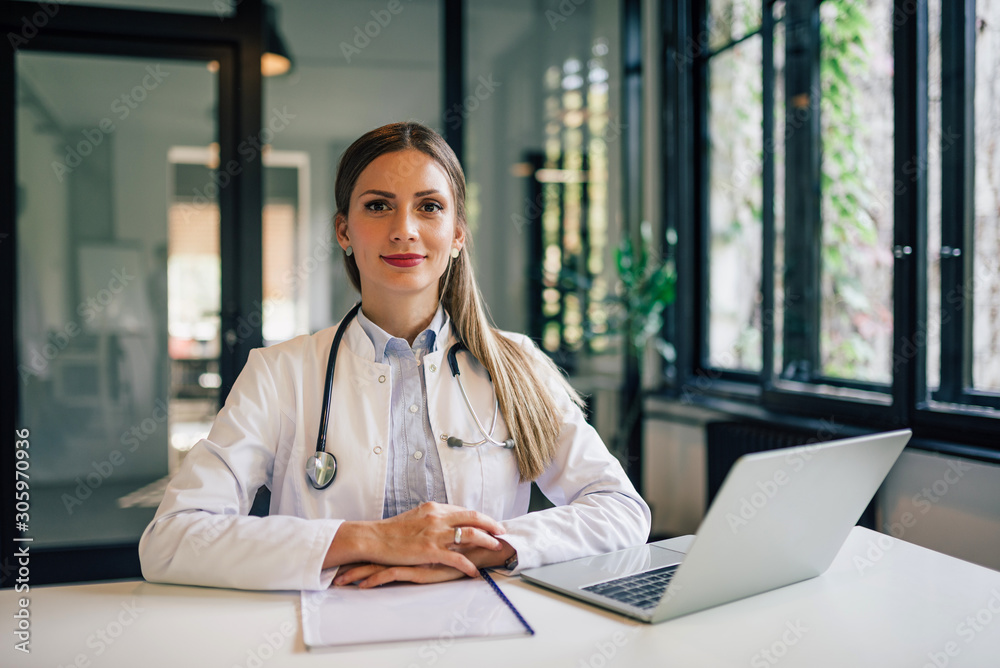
left=704, top=420, right=875, bottom=529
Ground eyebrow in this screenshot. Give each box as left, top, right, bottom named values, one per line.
left=357, top=189, right=443, bottom=199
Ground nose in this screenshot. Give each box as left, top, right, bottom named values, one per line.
left=388, top=208, right=418, bottom=242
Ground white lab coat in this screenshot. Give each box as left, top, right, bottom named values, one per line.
left=139, top=314, right=651, bottom=591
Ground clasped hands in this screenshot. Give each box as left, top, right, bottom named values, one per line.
left=323, top=502, right=515, bottom=589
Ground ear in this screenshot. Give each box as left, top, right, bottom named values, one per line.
left=334, top=213, right=350, bottom=251
left=453, top=222, right=466, bottom=251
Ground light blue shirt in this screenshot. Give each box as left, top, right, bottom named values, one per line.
left=356, top=305, right=450, bottom=519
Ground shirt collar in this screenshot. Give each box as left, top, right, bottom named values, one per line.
left=356, top=304, right=447, bottom=362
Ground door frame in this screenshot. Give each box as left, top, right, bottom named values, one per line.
left=0, top=0, right=264, bottom=586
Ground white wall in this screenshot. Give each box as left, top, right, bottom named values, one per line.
left=878, top=449, right=1000, bottom=571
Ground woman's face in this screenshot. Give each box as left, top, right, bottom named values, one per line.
left=336, top=149, right=464, bottom=311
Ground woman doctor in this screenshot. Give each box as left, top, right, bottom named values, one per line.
left=138, top=122, right=650, bottom=591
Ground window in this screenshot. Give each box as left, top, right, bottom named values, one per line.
left=666, top=0, right=1000, bottom=450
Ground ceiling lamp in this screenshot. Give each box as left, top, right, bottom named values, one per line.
left=262, top=3, right=293, bottom=77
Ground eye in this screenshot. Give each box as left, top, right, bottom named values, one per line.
left=364, top=200, right=389, bottom=212
left=419, top=202, right=443, bottom=213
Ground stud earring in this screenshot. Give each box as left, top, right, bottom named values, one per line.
left=451, top=247, right=460, bottom=259
left=345, top=246, right=353, bottom=257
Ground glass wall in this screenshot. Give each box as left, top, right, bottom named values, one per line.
left=263, top=0, right=443, bottom=335
left=16, top=52, right=217, bottom=548
left=464, top=0, right=623, bottom=365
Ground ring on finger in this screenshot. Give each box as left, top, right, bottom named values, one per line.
left=453, top=527, right=463, bottom=545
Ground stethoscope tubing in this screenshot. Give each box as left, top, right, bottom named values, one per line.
left=315, top=302, right=363, bottom=458
left=308, top=303, right=512, bottom=490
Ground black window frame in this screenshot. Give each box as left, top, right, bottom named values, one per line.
left=661, top=0, right=1000, bottom=456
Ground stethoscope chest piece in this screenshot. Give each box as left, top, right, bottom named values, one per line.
left=306, top=450, right=337, bottom=489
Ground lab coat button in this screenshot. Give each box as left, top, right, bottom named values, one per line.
left=413, top=451, right=423, bottom=460
left=409, top=404, right=418, bottom=413
left=429, top=363, right=438, bottom=373
left=373, top=446, right=382, bottom=455
left=378, top=375, right=386, bottom=383
left=440, top=434, right=448, bottom=441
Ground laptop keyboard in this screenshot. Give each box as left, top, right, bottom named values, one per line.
left=582, top=565, right=679, bottom=610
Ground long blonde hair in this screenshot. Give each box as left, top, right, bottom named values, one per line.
left=334, top=122, right=584, bottom=481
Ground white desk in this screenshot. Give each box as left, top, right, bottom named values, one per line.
left=4, top=527, right=1000, bottom=667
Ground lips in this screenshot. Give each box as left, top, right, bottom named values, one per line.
left=381, top=253, right=425, bottom=268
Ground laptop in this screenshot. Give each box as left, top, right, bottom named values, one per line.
left=520, top=428, right=911, bottom=623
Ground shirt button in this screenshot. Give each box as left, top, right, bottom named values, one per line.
left=413, top=451, right=423, bottom=460
left=429, top=364, right=438, bottom=373
left=378, top=375, right=386, bottom=383
left=373, top=446, right=382, bottom=455
left=409, top=404, right=418, bottom=413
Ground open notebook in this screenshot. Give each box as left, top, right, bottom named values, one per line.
left=301, top=570, right=534, bottom=651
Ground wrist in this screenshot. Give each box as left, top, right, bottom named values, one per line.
left=323, top=520, right=375, bottom=569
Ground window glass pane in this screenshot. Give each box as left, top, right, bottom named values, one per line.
left=708, top=0, right=764, bottom=51
left=464, top=0, right=622, bottom=361
left=927, top=0, right=943, bottom=393
left=819, top=0, right=894, bottom=384
left=16, top=52, right=216, bottom=547
left=263, top=0, right=442, bottom=334
left=973, top=0, right=1000, bottom=393
left=707, top=36, right=763, bottom=371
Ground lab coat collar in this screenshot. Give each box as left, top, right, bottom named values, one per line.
left=356, top=303, right=448, bottom=362
left=340, top=305, right=455, bottom=365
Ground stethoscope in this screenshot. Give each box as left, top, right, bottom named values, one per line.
left=306, top=303, right=515, bottom=490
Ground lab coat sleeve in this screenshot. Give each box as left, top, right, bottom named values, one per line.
left=138, top=348, right=342, bottom=591
left=497, top=337, right=652, bottom=573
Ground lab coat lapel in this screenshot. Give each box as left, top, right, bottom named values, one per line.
left=424, top=326, right=517, bottom=519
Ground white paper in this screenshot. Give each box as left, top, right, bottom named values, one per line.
left=301, top=575, right=531, bottom=650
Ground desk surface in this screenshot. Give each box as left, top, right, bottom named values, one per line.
left=4, top=527, right=1000, bottom=668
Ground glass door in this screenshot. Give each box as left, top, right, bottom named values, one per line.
left=15, top=50, right=218, bottom=551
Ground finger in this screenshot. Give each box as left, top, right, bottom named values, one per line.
left=449, top=527, right=503, bottom=551
left=449, top=509, right=506, bottom=536
left=334, top=563, right=386, bottom=586
left=359, top=565, right=466, bottom=589
left=433, top=549, right=481, bottom=578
